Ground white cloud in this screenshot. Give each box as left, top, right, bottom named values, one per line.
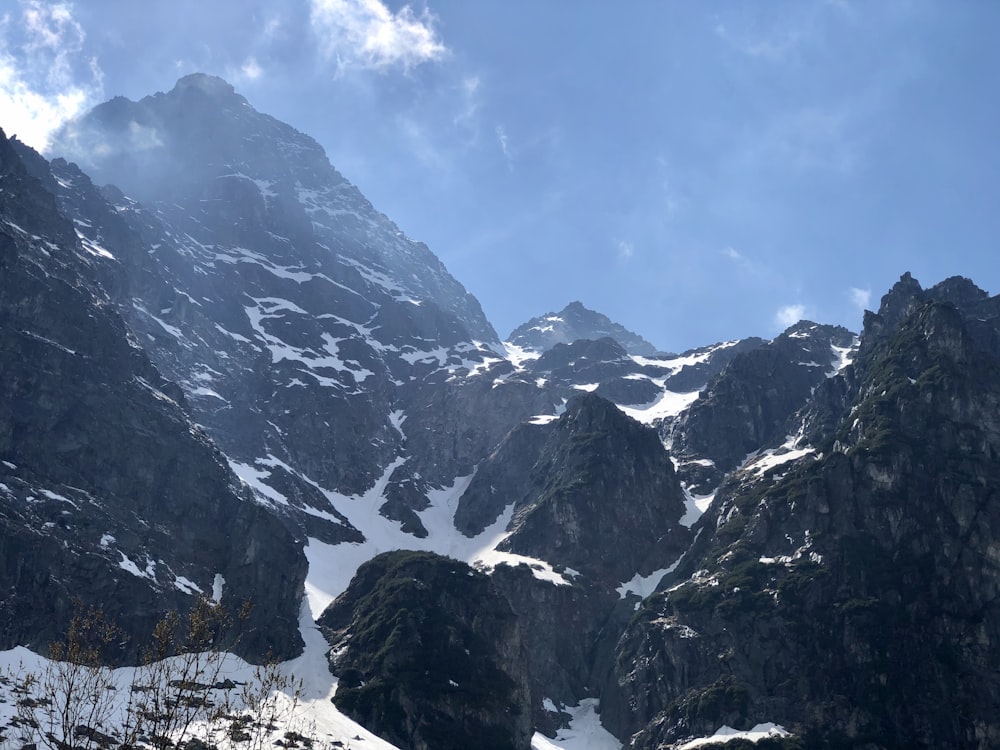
left=617, top=239, right=635, bottom=261
left=848, top=286, right=871, bottom=311
left=231, top=56, right=264, bottom=83
left=723, top=246, right=744, bottom=262
left=309, top=0, right=447, bottom=73
left=774, top=303, right=806, bottom=328
left=262, top=16, right=282, bottom=40
left=0, top=1, right=103, bottom=152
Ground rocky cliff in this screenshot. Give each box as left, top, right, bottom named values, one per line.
left=0, top=127, right=306, bottom=661
left=603, top=274, right=1000, bottom=748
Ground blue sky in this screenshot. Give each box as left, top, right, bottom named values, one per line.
left=2, top=1, right=999, bottom=352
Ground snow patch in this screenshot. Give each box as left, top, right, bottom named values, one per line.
left=680, top=488, right=715, bottom=528
left=678, top=722, right=790, bottom=748
left=531, top=699, right=621, bottom=750
left=118, top=553, right=156, bottom=581
left=617, top=551, right=685, bottom=600
left=174, top=576, right=203, bottom=595
left=828, top=338, right=859, bottom=377
left=619, top=389, right=700, bottom=425
left=212, top=574, right=225, bottom=604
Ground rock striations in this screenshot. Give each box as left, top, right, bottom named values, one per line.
left=0, top=127, right=305, bottom=662
left=605, top=274, right=1000, bottom=748
left=3, top=72, right=1000, bottom=750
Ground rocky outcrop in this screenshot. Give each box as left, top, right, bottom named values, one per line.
left=603, top=276, right=1000, bottom=748
left=458, top=392, right=691, bottom=586
left=319, top=551, right=532, bottom=750
left=667, top=322, right=856, bottom=493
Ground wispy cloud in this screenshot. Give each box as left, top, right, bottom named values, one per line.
left=495, top=124, right=513, bottom=169
left=714, top=21, right=806, bottom=63
left=775, top=107, right=857, bottom=174
left=774, top=303, right=806, bottom=328
left=848, top=286, right=871, bottom=312
left=617, top=239, right=635, bottom=262
left=722, top=245, right=768, bottom=280
left=714, top=2, right=854, bottom=64
left=723, top=246, right=745, bottom=263
left=309, top=0, right=447, bottom=73
left=0, top=1, right=103, bottom=152
left=453, top=76, right=480, bottom=127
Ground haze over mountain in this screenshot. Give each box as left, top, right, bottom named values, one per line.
left=2, top=72, right=1000, bottom=750
left=3, top=2, right=999, bottom=353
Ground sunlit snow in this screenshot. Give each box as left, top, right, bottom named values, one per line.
left=531, top=699, right=622, bottom=750
left=678, top=722, right=790, bottom=748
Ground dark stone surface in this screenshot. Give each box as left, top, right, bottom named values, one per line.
left=458, top=393, right=691, bottom=586
left=0, top=128, right=306, bottom=662
left=666, top=322, right=856, bottom=494
left=319, top=551, right=532, bottom=750
left=603, top=277, right=1000, bottom=749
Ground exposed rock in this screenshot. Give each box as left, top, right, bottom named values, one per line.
left=604, top=281, right=1000, bottom=749
left=0, top=128, right=306, bottom=662
left=319, top=551, right=532, bottom=750
left=667, top=322, right=856, bottom=494
left=459, top=392, right=691, bottom=586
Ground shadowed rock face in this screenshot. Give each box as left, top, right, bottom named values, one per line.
left=666, top=321, right=856, bottom=493
left=457, top=392, right=691, bottom=586
left=0, top=128, right=306, bottom=663
left=319, top=551, right=533, bottom=750
left=603, top=275, right=1000, bottom=749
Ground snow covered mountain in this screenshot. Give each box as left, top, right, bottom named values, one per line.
left=508, top=300, right=660, bottom=357
left=4, top=73, right=1000, bottom=749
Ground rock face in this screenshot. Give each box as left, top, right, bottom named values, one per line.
left=45, top=73, right=513, bottom=540
left=319, top=551, right=532, bottom=750
left=508, top=300, right=660, bottom=356
left=666, top=322, right=856, bottom=494
left=458, top=393, right=690, bottom=585
left=0, top=127, right=306, bottom=661
left=603, top=274, right=1000, bottom=749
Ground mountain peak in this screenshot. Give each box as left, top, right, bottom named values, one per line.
left=507, top=301, right=659, bottom=356
left=171, top=72, right=238, bottom=98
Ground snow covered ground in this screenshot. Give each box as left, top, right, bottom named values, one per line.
left=1, top=455, right=631, bottom=750
left=0, top=608, right=623, bottom=750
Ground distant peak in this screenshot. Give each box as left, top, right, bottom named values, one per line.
left=507, top=301, right=659, bottom=356
left=170, top=73, right=239, bottom=99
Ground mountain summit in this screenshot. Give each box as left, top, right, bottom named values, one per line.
left=508, top=300, right=660, bottom=356
left=52, top=73, right=497, bottom=343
